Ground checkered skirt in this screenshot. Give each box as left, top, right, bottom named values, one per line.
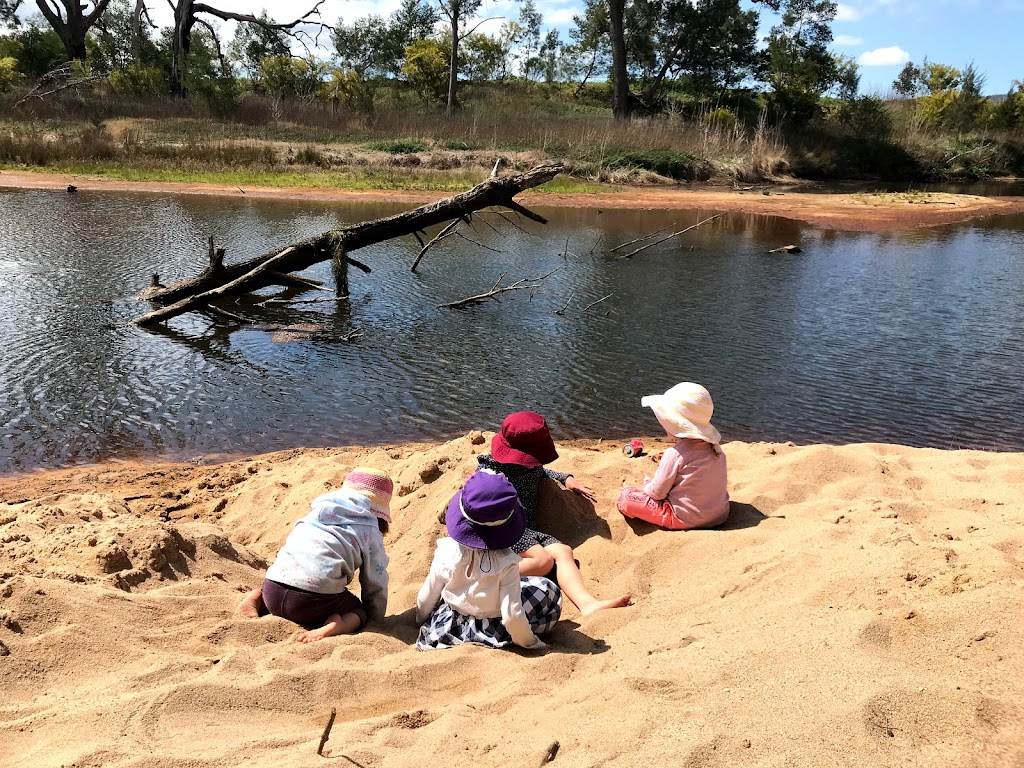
left=416, top=576, right=562, bottom=650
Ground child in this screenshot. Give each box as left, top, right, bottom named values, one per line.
left=478, top=411, right=632, bottom=617
left=416, top=471, right=560, bottom=651
left=617, top=383, right=730, bottom=530
left=236, top=467, right=393, bottom=643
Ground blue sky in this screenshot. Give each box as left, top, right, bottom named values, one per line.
left=134, top=0, right=1022, bottom=95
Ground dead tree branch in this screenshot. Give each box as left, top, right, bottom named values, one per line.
left=135, top=164, right=563, bottom=326
left=619, top=214, right=722, bottom=259
left=609, top=225, right=673, bottom=253
left=439, top=267, right=560, bottom=310
left=582, top=293, right=613, bottom=312
left=410, top=218, right=460, bottom=272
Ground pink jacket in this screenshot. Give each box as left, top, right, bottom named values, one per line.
left=644, top=439, right=730, bottom=529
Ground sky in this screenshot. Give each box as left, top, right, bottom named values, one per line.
left=34, top=0, right=1024, bottom=95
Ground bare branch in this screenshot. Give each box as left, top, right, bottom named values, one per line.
left=620, top=215, right=722, bottom=259
left=505, top=199, right=548, bottom=224
left=609, top=224, right=674, bottom=253
left=411, top=219, right=460, bottom=272
left=582, top=293, right=613, bottom=312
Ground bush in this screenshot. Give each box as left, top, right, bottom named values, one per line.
left=402, top=39, right=449, bottom=103
left=604, top=148, right=697, bottom=181
left=0, top=56, right=18, bottom=92
left=326, top=68, right=374, bottom=113
left=701, top=107, right=738, bottom=129
left=108, top=66, right=165, bottom=98
left=835, top=96, right=894, bottom=140
left=365, top=139, right=430, bottom=154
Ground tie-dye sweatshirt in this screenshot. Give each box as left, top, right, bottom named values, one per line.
left=264, top=489, right=390, bottom=620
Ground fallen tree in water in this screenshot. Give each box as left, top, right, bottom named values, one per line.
left=133, top=164, right=564, bottom=326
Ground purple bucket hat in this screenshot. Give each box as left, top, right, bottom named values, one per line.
left=445, top=471, right=526, bottom=550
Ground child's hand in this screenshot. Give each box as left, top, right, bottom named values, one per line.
left=565, top=476, right=596, bottom=501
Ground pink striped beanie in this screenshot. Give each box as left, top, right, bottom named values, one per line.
left=342, top=467, right=394, bottom=523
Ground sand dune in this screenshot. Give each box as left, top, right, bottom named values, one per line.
left=1, top=435, right=1022, bottom=767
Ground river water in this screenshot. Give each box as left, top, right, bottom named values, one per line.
left=1, top=187, right=1022, bottom=472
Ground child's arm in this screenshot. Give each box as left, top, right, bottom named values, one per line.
left=545, top=469, right=597, bottom=501
left=415, top=545, right=448, bottom=625
left=358, top=530, right=390, bottom=622
left=499, top=563, right=545, bottom=650
left=643, top=448, right=682, bottom=501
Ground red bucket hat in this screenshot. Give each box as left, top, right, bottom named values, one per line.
left=491, top=411, right=558, bottom=467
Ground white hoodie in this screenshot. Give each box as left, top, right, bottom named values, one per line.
left=265, top=489, right=390, bottom=621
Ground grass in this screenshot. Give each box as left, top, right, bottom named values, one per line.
left=1, top=161, right=609, bottom=194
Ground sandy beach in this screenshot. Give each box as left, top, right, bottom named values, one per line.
left=1, top=434, right=1022, bottom=768
left=3, top=168, right=1024, bottom=232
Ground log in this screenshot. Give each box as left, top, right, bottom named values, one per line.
left=135, top=164, right=564, bottom=326
left=134, top=247, right=297, bottom=326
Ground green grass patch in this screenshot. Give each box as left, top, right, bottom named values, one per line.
left=1, top=162, right=611, bottom=194
left=363, top=139, right=430, bottom=154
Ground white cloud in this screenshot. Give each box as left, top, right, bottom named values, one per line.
left=836, top=3, right=864, bottom=21
left=834, top=34, right=865, bottom=45
left=858, top=46, right=911, bottom=66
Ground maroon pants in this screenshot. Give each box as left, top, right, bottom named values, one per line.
left=260, top=579, right=367, bottom=630
left=617, top=487, right=687, bottom=530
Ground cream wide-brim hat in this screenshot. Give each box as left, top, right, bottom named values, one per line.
left=641, top=382, right=722, bottom=446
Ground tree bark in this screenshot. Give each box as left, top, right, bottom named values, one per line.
left=35, top=0, right=112, bottom=62
left=134, top=164, right=564, bottom=326
left=608, top=0, right=630, bottom=121
left=446, top=8, right=460, bottom=116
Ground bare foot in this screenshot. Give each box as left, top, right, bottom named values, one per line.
left=579, top=594, right=633, bottom=618
left=296, top=612, right=361, bottom=643
left=297, top=624, right=336, bottom=643
left=236, top=588, right=262, bottom=619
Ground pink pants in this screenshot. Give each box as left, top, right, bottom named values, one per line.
left=617, top=487, right=687, bottom=530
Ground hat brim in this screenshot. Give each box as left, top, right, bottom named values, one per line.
left=490, top=431, right=558, bottom=467
left=445, top=489, right=526, bottom=550
left=643, top=395, right=722, bottom=445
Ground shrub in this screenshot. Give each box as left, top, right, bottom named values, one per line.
left=108, top=66, right=165, bottom=98
left=402, top=39, right=449, bottom=103
left=604, top=148, right=697, bottom=181
left=835, top=96, right=894, bottom=140
left=0, top=56, right=18, bottom=92
left=326, top=68, right=374, bottom=113
left=365, top=139, right=429, bottom=154
left=701, top=107, right=738, bottom=129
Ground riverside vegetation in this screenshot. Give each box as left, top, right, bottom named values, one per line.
left=1, top=0, right=1022, bottom=190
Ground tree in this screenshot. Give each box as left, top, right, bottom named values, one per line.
left=333, top=1, right=437, bottom=78
left=402, top=37, right=448, bottom=101
left=90, top=0, right=160, bottom=73
left=230, top=11, right=289, bottom=77
left=0, top=22, right=65, bottom=77
left=1, top=0, right=20, bottom=27
left=608, top=0, right=629, bottom=119
left=463, top=31, right=511, bottom=81
left=762, top=0, right=841, bottom=124
left=34, top=0, right=112, bottom=62
left=167, top=0, right=325, bottom=97
left=437, top=0, right=483, bottom=115
left=516, top=0, right=541, bottom=79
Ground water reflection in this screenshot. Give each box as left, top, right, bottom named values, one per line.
left=1, top=188, right=1023, bottom=472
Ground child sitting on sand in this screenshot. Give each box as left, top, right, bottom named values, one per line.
left=236, top=468, right=393, bottom=643
left=416, top=471, right=560, bottom=651
left=477, top=411, right=632, bottom=617
left=617, top=383, right=730, bottom=530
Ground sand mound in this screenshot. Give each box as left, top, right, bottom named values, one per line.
left=1, top=436, right=1022, bottom=767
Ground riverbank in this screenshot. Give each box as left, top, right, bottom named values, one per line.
left=1, top=435, right=1021, bottom=768
left=4, top=168, right=1024, bottom=232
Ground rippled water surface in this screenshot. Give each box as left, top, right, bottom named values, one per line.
left=1, top=187, right=1023, bottom=471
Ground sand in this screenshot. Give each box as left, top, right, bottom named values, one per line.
left=3, top=169, right=1024, bottom=231
left=1, top=434, right=1022, bottom=768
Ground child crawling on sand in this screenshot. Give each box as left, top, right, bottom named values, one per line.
left=617, top=383, right=730, bottom=530
left=416, top=470, right=560, bottom=651
left=236, top=468, right=393, bottom=642
left=478, top=411, right=632, bottom=617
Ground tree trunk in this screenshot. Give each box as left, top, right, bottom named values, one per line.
left=446, top=8, right=460, bottom=116
left=35, top=0, right=112, bottom=63
left=169, top=0, right=195, bottom=97
left=134, top=164, right=564, bottom=326
left=608, top=0, right=630, bottom=121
